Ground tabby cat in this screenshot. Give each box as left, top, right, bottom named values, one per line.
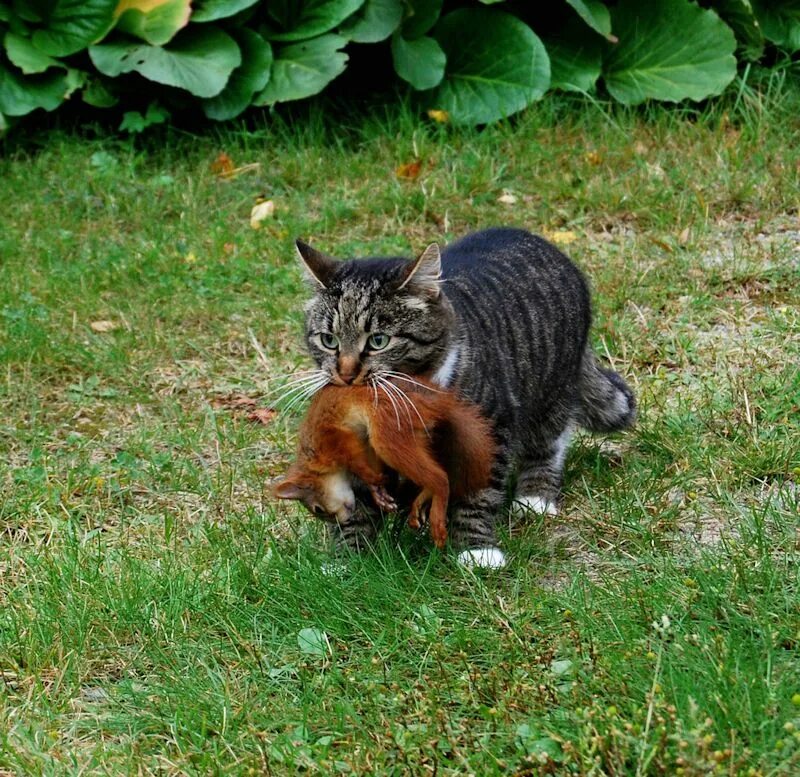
left=292, top=227, right=635, bottom=568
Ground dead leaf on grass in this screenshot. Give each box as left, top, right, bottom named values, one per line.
left=396, top=159, right=422, bottom=180
left=211, top=152, right=261, bottom=180
left=247, top=408, right=276, bottom=425
left=497, top=191, right=518, bottom=205
left=427, top=109, right=449, bottom=124
left=90, top=320, right=118, bottom=333
left=212, top=394, right=258, bottom=410
left=250, top=200, right=275, bottom=228
left=544, top=230, right=578, bottom=246
left=211, top=152, right=235, bottom=177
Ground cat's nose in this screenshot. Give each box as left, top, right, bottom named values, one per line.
left=337, top=354, right=361, bottom=384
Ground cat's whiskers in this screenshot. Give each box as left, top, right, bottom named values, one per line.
left=271, top=372, right=329, bottom=415
left=372, top=375, right=403, bottom=430
left=381, top=377, right=429, bottom=435
left=381, top=370, right=445, bottom=394
left=266, top=369, right=328, bottom=398
left=270, top=378, right=324, bottom=409
left=278, top=380, right=329, bottom=417
left=379, top=377, right=415, bottom=429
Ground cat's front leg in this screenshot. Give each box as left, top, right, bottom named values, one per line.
left=450, top=442, right=511, bottom=569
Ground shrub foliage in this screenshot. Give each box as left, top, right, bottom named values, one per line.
left=0, top=0, right=798, bottom=131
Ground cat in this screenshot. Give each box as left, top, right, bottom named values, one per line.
left=291, top=227, right=636, bottom=568
left=272, top=376, right=496, bottom=549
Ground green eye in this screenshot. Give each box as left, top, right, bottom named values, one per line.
left=319, top=332, right=338, bottom=350
left=367, top=333, right=390, bottom=351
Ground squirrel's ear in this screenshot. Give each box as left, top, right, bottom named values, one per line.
left=272, top=477, right=304, bottom=501
left=398, top=243, right=441, bottom=299
left=295, top=239, right=337, bottom=289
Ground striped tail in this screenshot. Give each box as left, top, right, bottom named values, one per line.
left=576, top=349, right=636, bottom=433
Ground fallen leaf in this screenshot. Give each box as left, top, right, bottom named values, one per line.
left=212, top=394, right=258, bottom=410
left=396, top=160, right=422, bottom=180
left=90, top=320, right=118, bottom=332
left=250, top=200, right=275, bottom=228
left=678, top=227, right=690, bottom=245
left=211, top=152, right=234, bottom=176
left=223, top=242, right=235, bottom=255
left=545, top=230, right=578, bottom=246
left=184, top=251, right=198, bottom=264
left=427, top=109, right=449, bottom=124
left=247, top=408, right=276, bottom=426
left=584, top=150, right=603, bottom=165
left=497, top=191, right=517, bottom=205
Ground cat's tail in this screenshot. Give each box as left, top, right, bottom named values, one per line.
left=576, top=349, right=636, bottom=433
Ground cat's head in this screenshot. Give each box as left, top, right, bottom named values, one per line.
left=272, top=467, right=355, bottom=524
left=295, top=240, right=455, bottom=386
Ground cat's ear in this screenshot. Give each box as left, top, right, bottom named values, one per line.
left=398, top=243, right=441, bottom=299
left=295, top=239, right=337, bottom=289
left=272, top=477, right=304, bottom=501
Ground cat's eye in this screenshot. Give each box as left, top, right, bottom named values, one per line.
left=319, top=332, right=338, bottom=350
left=367, top=333, right=390, bottom=351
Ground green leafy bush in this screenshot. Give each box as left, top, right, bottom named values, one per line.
left=1, top=0, right=798, bottom=132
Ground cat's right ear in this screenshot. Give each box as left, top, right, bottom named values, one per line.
left=272, top=477, right=304, bottom=501
left=295, top=239, right=336, bottom=289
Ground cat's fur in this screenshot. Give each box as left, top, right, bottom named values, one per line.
left=294, top=227, right=636, bottom=560
left=273, top=377, right=495, bottom=549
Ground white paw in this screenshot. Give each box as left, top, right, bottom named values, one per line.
left=457, top=547, right=507, bottom=569
left=511, top=495, right=558, bottom=517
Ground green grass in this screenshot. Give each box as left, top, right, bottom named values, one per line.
left=2, top=84, right=800, bottom=774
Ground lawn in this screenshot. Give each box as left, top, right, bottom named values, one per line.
left=1, top=85, right=799, bottom=775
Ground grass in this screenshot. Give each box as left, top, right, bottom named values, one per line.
left=1, top=83, right=799, bottom=774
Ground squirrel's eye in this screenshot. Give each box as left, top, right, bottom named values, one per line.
left=319, top=333, right=338, bottom=350
left=367, top=333, right=390, bottom=351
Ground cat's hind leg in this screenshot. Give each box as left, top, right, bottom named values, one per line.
left=512, top=423, right=573, bottom=518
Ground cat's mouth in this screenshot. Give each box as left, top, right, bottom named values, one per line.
left=330, top=370, right=367, bottom=386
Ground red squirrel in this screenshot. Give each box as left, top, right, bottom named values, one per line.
left=272, top=377, right=495, bottom=548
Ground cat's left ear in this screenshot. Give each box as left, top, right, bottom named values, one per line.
left=398, top=243, right=441, bottom=299
left=295, top=239, right=337, bottom=288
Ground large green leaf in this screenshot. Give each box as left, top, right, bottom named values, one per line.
left=203, top=28, right=272, bottom=120
left=264, top=0, right=365, bottom=42
left=339, top=0, right=403, bottom=43
left=545, top=16, right=602, bottom=93
left=191, top=0, right=260, bottom=22
left=89, top=27, right=241, bottom=98
left=4, top=32, right=62, bottom=74
left=82, top=76, right=119, bottom=107
left=0, top=61, right=70, bottom=115
left=603, top=0, right=737, bottom=105
left=711, top=0, right=764, bottom=61
left=253, top=34, right=348, bottom=104
left=391, top=32, right=445, bottom=89
left=31, top=0, right=117, bottom=56
left=115, top=0, right=192, bottom=46
left=566, top=0, right=612, bottom=39
left=428, top=8, right=549, bottom=125
left=401, top=0, right=442, bottom=39
left=752, top=0, right=800, bottom=52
